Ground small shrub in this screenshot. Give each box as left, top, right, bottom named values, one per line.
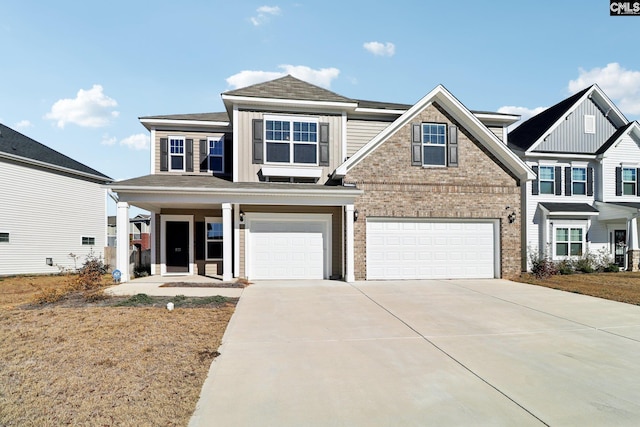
left=555, top=260, right=574, bottom=275
left=76, top=251, right=108, bottom=291
left=529, top=248, right=558, bottom=279
left=33, top=287, right=68, bottom=304
left=603, top=263, right=621, bottom=273
left=573, top=255, right=595, bottom=273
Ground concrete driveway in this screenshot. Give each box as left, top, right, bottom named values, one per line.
left=189, top=279, right=640, bottom=426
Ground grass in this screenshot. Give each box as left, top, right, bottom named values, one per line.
left=518, top=271, right=640, bottom=305
left=0, top=274, right=236, bottom=427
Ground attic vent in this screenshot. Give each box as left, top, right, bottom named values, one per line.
left=584, top=115, right=596, bottom=134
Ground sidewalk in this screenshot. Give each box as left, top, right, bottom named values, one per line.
left=106, top=274, right=245, bottom=298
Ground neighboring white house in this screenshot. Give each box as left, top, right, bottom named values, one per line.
left=0, top=123, right=111, bottom=275
left=508, top=84, right=640, bottom=271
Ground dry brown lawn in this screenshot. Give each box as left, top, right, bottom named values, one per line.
left=518, top=271, right=640, bottom=305
left=0, top=274, right=235, bottom=427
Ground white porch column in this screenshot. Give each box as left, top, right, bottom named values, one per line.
left=345, top=204, right=355, bottom=283
left=116, top=202, right=130, bottom=282
left=628, top=216, right=639, bottom=250
left=222, top=203, right=233, bottom=281
left=150, top=213, right=157, bottom=276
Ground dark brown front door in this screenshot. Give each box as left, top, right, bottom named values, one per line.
left=615, top=230, right=627, bottom=267
left=166, top=221, right=189, bottom=273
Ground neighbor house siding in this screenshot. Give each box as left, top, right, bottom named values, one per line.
left=536, top=98, right=617, bottom=153
left=345, top=103, right=522, bottom=280
left=235, top=110, right=343, bottom=183
left=346, top=119, right=392, bottom=158
left=0, top=160, right=106, bottom=275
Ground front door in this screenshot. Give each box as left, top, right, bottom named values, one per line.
left=614, top=230, right=627, bottom=267
left=166, top=221, right=190, bottom=273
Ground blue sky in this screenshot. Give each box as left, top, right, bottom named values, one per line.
left=2, top=1, right=640, bottom=215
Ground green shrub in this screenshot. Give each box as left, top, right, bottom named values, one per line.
left=555, top=260, right=574, bottom=275
left=115, top=293, right=153, bottom=306
left=573, top=255, right=595, bottom=273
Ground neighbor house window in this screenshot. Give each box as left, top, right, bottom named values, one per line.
left=572, top=167, right=587, bottom=195
left=208, top=137, right=224, bottom=173
left=539, top=166, right=555, bottom=194
left=169, top=137, right=185, bottom=171
left=422, top=123, right=447, bottom=166
left=555, top=227, right=583, bottom=258
left=0, top=232, right=9, bottom=243
left=265, top=116, right=318, bottom=164
left=623, top=168, right=636, bottom=195
left=82, top=236, right=96, bottom=246
left=205, top=218, right=223, bottom=260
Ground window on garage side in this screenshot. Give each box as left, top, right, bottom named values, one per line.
left=205, top=217, right=223, bottom=260
left=265, top=117, right=318, bottom=165
left=554, top=227, right=584, bottom=258
left=82, top=236, right=96, bottom=246
left=422, top=123, right=447, bottom=166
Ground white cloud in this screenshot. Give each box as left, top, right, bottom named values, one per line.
left=120, top=133, right=149, bottom=151
left=363, top=41, right=395, bottom=57
left=226, top=65, right=340, bottom=89
left=44, top=84, right=119, bottom=129
left=568, top=62, right=640, bottom=115
left=14, top=120, right=32, bottom=130
left=498, top=106, right=548, bottom=130
left=101, top=134, right=117, bottom=146
left=251, top=5, right=281, bottom=26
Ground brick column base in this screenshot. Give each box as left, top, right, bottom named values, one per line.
left=627, top=250, right=640, bottom=272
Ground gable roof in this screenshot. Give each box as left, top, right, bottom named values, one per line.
left=508, top=85, right=628, bottom=153
left=223, top=75, right=354, bottom=104
left=595, top=122, right=640, bottom=155
left=333, top=85, right=535, bottom=181
left=0, top=123, right=111, bottom=181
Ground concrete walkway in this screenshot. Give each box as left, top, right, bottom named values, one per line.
left=189, top=279, right=640, bottom=426
left=106, top=275, right=244, bottom=298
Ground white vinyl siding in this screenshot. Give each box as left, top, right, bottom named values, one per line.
left=602, top=135, right=640, bottom=201
left=0, top=160, right=106, bottom=275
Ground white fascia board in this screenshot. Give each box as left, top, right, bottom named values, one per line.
left=335, top=85, right=535, bottom=181
left=590, top=85, right=628, bottom=127
left=474, top=112, right=520, bottom=125
left=538, top=204, right=599, bottom=217
left=0, top=151, right=110, bottom=183
left=354, top=107, right=407, bottom=115
left=525, top=152, right=596, bottom=160
left=595, top=201, right=638, bottom=220
left=139, top=118, right=230, bottom=129
left=108, top=185, right=362, bottom=198
left=221, top=94, right=359, bottom=111
left=598, top=122, right=640, bottom=158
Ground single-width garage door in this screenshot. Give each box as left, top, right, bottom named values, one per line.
left=366, top=219, right=497, bottom=280
left=247, top=215, right=330, bottom=280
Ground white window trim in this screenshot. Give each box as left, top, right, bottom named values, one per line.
left=208, top=136, right=224, bottom=174
left=552, top=222, right=587, bottom=260
left=584, top=115, right=596, bottom=134
left=260, top=166, right=323, bottom=179
left=422, top=122, right=447, bottom=167
left=205, top=216, right=223, bottom=261
left=622, top=167, right=637, bottom=196
left=264, top=114, right=320, bottom=166
left=538, top=165, right=555, bottom=195
left=571, top=166, right=587, bottom=196
left=81, top=236, right=96, bottom=246
left=168, top=136, right=186, bottom=172
left=0, top=231, right=10, bottom=244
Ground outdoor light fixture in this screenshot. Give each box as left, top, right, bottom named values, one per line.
left=46, top=258, right=53, bottom=266
left=506, top=206, right=516, bottom=224
left=239, top=210, right=245, bottom=223
left=353, top=209, right=359, bottom=222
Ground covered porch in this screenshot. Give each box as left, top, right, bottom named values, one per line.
left=595, top=202, right=640, bottom=271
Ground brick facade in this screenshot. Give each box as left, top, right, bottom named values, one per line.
left=345, top=103, right=522, bottom=280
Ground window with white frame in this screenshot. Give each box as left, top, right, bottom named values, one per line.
left=0, top=232, right=9, bottom=243
left=169, top=137, right=185, bottom=171
left=265, top=116, right=318, bottom=164
left=422, top=123, right=447, bottom=166
left=554, top=226, right=584, bottom=258
left=205, top=218, right=223, bottom=260
left=539, top=166, right=555, bottom=194
left=623, top=167, right=636, bottom=195
left=208, top=137, right=224, bottom=173
left=572, top=167, right=587, bottom=195
left=82, top=236, right=96, bottom=246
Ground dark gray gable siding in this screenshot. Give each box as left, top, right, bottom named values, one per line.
left=535, top=97, right=617, bottom=154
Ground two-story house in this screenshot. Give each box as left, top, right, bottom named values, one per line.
left=508, top=84, right=640, bottom=270
left=108, top=76, right=534, bottom=282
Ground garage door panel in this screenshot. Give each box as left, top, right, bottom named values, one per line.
left=367, top=219, right=496, bottom=280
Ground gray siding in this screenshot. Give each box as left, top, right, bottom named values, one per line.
left=154, top=129, right=230, bottom=175
left=346, top=120, right=392, bottom=157
left=0, top=160, right=106, bottom=275
left=536, top=98, right=617, bottom=153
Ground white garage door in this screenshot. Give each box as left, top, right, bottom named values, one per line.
left=366, top=219, right=497, bottom=280
left=248, top=216, right=329, bottom=280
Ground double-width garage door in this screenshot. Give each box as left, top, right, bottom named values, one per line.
left=366, top=219, right=497, bottom=280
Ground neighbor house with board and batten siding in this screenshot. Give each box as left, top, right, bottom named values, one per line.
left=508, top=84, right=640, bottom=271
left=0, top=123, right=111, bottom=275
left=108, top=75, right=534, bottom=282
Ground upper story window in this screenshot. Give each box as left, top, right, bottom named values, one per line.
left=265, top=116, right=318, bottom=165
left=539, top=166, right=555, bottom=194
left=169, top=137, right=185, bottom=171
left=422, top=123, right=447, bottom=166
left=623, top=167, right=636, bottom=195
left=572, top=167, right=587, bottom=195
left=208, top=137, right=224, bottom=173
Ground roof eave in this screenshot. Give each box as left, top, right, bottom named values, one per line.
left=139, top=118, right=230, bottom=130
left=0, top=151, right=111, bottom=182
left=221, top=94, right=359, bottom=111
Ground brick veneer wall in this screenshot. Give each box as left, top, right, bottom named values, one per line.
left=345, top=103, right=522, bottom=280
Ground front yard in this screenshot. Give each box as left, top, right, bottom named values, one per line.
left=0, top=274, right=235, bottom=427
left=518, top=271, right=640, bottom=305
